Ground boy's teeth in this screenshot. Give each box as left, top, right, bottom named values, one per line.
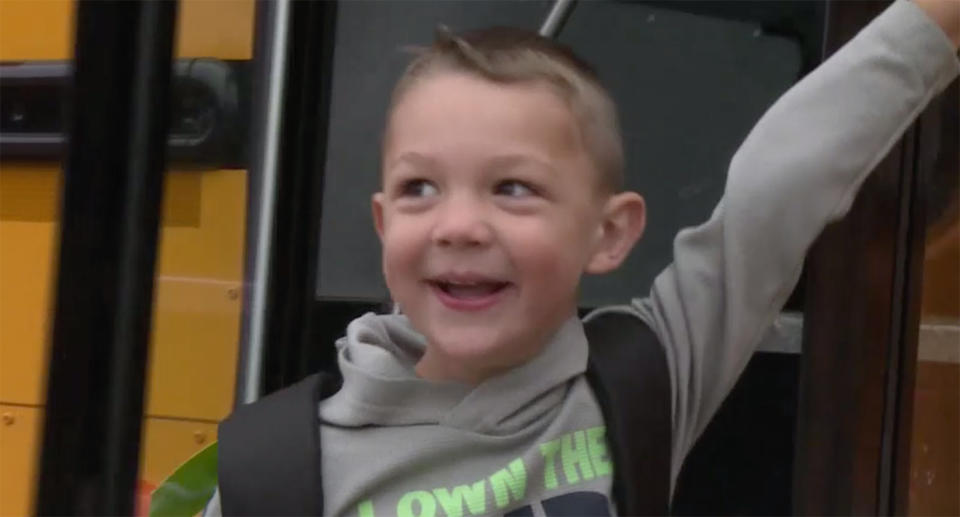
left=443, top=282, right=502, bottom=298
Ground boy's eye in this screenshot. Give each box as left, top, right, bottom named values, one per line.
left=399, top=179, right=439, bottom=198
left=495, top=180, right=535, bottom=198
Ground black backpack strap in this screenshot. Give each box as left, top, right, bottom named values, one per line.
left=584, top=311, right=672, bottom=516
left=219, top=372, right=339, bottom=516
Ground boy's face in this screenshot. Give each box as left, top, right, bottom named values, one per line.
left=374, top=72, right=643, bottom=383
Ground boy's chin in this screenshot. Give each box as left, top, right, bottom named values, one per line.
left=424, top=326, right=537, bottom=375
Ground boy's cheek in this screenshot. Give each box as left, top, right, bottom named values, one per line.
left=510, top=226, right=588, bottom=278
left=380, top=246, right=424, bottom=297
left=381, top=224, right=427, bottom=262
left=515, top=250, right=583, bottom=313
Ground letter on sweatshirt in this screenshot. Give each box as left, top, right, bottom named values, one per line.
left=488, top=459, right=527, bottom=509
left=561, top=431, right=595, bottom=484
left=358, top=500, right=375, bottom=517
left=397, top=490, right=436, bottom=517
left=432, top=481, right=486, bottom=517
left=586, top=426, right=612, bottom=477
left=539, top=439, right=562, bottom=489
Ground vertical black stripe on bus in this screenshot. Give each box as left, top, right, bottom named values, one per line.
left=35, top=1, right=177, bottom=513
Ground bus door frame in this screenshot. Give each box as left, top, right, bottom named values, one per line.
left=793, top=1, right=949, bottom=514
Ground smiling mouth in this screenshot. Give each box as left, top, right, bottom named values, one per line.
left=434, top=281, right=509, bottom=298
left=427, top=279, right=512, bottom=311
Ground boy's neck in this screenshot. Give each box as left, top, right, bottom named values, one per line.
left=414, top=349, right=509, bottom=386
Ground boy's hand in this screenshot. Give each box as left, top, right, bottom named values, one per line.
left=914, top=0, right=960, bottom=48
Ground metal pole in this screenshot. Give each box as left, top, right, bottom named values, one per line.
left=539, top=0, right=576, bottom=38
left=35, top=0, right=177, bottom=513
left=240, top=0, right=291, bottom=404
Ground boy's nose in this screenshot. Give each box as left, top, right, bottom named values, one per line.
left=432, top=202, right=493, bottom=249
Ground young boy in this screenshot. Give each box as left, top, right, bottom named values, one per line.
left=208, top=1, right=959, bottom=515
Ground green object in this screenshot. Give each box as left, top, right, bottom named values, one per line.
left=150, top=441, right=219, bottom=517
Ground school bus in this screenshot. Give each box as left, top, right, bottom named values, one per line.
left=0, top=1, right=252, bottom=513
left=0, top=0, right=956, bottom=515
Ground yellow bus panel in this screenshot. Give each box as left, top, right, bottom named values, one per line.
left=0, top=404, right=41, bottom=517
left=139, top=418, right=219, bottom=487
left=147, top=170, right=246, bottom=421
left=0, top=0, right=254, bottom=61
left=0, top=166, right=58, bottom=406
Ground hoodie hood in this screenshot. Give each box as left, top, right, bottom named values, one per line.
left=319, top=312, right=589, bottom=435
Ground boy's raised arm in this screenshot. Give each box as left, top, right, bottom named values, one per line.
left=605, top=0, right=959, bottom=483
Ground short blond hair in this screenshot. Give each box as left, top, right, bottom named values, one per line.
left=389, top=26, right=624, bottom=192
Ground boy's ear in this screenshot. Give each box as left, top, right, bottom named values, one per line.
left=372, top=192, right=386, bottom=241
left=585, top=192, right=646, bottom=275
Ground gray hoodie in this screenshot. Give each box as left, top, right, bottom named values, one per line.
left=205, top=2, right=959, bottom=515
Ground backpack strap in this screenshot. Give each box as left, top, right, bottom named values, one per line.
left=584, top=311, right=672, bottom=516
left=218, top=372, right=339, bottom=516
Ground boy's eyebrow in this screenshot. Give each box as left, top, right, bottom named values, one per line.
left=386, top=152, right=440, bottom=173
left=387, top=152, right=556, bottom=175
left=485, top=154, right=556, bottom=175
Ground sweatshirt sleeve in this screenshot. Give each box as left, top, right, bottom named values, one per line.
left=590, top=0, right=959, bottom=484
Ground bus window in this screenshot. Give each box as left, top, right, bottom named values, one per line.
left=314, top=0, right=812, bottom=308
